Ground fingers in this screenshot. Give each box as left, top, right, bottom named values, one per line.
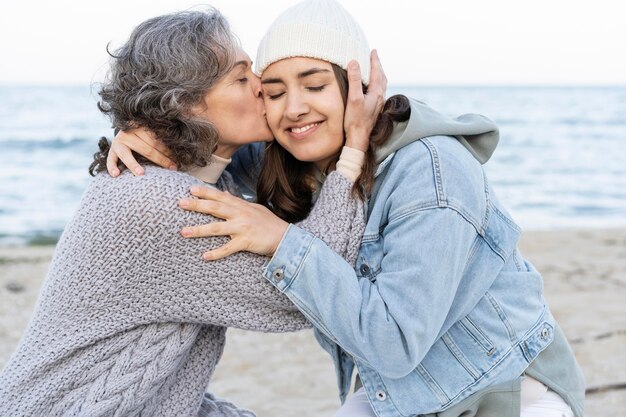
left=368, top=50, right=387, bottom=113
left=369, top=49, right=388, bottom=95
left=110, top=140, right=144, bottom=176
left=123, top=131, right=175, bottom=170
left=347, top=60, right=364, bottom=105
left=179, top=197, right=233, bottom=219
left=134, top=129, right=172, bottom=158
left=106, top=148, right=121, bottom=177
left=202, top=240, right=241, bottom=261
left=180, top=221, right=231, bottom=238
left=190, top=185, right=240, bottom=205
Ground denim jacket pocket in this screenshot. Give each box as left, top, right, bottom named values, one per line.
left=458, top=317, right=496, bottom=356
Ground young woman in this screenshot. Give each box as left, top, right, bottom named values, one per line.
left=0, top=8, right=382, bottom=416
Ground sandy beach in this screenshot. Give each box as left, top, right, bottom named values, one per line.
left=1, top=229, right=625, bottom=416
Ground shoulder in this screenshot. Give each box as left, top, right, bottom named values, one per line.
left=390, top=135, right=484, bottom=183
left=91, top=166, right=203, bottom=196
left=88, top=166, right=204, bottom=212
left=77, top=167, right=213, bottom=244
left=382, top=136, right=487, bottom=218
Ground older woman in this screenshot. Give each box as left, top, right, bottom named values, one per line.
left=0, top=8, right=378, bottom=416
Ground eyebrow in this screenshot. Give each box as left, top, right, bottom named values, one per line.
left=233, top=60, right=250, bottom=70
left=262, top=67, right=331, bottom=84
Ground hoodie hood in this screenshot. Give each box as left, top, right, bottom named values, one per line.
left=375, top=98, right=499, bottom=164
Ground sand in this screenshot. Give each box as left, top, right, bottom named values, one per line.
left=1, top=229, right=625, bottom=416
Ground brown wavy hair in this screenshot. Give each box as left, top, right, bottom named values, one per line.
left=89, top=9, right=237, bottom=176
left=256, top=64, right=411, bottom=223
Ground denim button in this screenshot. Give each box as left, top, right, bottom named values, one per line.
left=541, top=327, right=549, bottom=339
left=272, top=268, right=284, bottom=282
left=375, top=390, right=387, bottom=401
left=360, top=263, right=370, bottom=275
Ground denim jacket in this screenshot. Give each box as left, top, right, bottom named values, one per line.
left=230, top=99, right=582, bottom=416
left=263, top=135, right=572, bottom=416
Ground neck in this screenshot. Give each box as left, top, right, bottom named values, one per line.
left=314, top=157, right=338, bottom=174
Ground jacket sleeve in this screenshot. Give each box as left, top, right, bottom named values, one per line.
left=263, top=199, right=478, bottom=378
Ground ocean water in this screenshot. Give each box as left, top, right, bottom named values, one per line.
left=0, top=85, right=625, bottom=245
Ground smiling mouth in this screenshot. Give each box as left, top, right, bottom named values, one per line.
left=288, top=122, right=321, bottom=134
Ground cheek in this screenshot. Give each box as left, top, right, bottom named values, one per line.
left=263, top=101, right=282, bottom=131
left=328, top=102, right=346, bottom=141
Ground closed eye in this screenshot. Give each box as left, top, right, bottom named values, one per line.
left=307, top=85, right=326, bottom=92
left=266, top=92, right=285, bottom=100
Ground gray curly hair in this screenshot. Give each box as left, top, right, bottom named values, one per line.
left=92, top=8, right=237, bottom=173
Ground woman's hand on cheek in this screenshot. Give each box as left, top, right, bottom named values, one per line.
left=179, top=186, right=289, bottom=261
left=107, top=128, right=176, bottom=177
left=343, top=49, right=388, bottom=152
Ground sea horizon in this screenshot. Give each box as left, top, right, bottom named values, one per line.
left=1, top=84, right=625, bottom=246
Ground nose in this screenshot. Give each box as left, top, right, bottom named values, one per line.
left=250, top=74, right=263, bottom=99
left=285, top=91, right=309, bottom=121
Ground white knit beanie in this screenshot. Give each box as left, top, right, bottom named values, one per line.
left=255, top=0, right=371, bottom=85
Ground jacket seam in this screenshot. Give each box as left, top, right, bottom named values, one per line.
left=485, top=292, right=517, bottom=344
left=491, top=203, right=521, bottom=233
left=481, top=170, right=490, bottom=232
left=439, top=308, right=552, bottom=408
left=416, top=364, right=450, bottom=404
left=422, top=138, right=446, bottom=207
left=442, top=334, right=481, bottom=380
left=459, top=317, right=496, bottom=355
left=386, top=203, right=483, bottom=243
left=280, top=232, right=315, bottom=293
left=439, top=319, right=545, bottom=409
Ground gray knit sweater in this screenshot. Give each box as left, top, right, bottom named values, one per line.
left=0, top=167, right=365, bottom=417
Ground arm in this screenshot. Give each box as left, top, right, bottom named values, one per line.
left=63, top=169, right=362, bottom=333
left=105, top=129, right=266, bottom=198
left=265, top=203, right=478, bottom=379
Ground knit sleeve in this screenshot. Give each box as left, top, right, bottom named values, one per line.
left=293, top=170, right=365, bottom=267
left=51, top=167, right=363, bottom=334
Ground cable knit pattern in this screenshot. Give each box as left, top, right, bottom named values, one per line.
left=0, top=167, right=365, bottom=417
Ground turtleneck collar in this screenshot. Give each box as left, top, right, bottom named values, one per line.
left=186, top=154, right=232, bottom=184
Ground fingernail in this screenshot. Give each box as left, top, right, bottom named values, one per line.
left=181, top=228, right=192, bottom=237
left=112, top=169, right=119, bottom=177
left=179, top=199, right=189, bottom=208
left=134, top=167, right=144, bottom=175
left=169, top=165, right=177, bottom=171
left=190, top=186, right=200, bottom=194
left=202, top=253, right=213, bottom=261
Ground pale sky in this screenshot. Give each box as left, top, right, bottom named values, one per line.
left=1, top=0, right=625, bottom=86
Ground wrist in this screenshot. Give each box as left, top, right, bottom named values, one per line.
left=335, top=146, right=365, bottom=182
left=268, top=219, right=290, bottom=255
left=345, top=129, right=369, bottom=152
